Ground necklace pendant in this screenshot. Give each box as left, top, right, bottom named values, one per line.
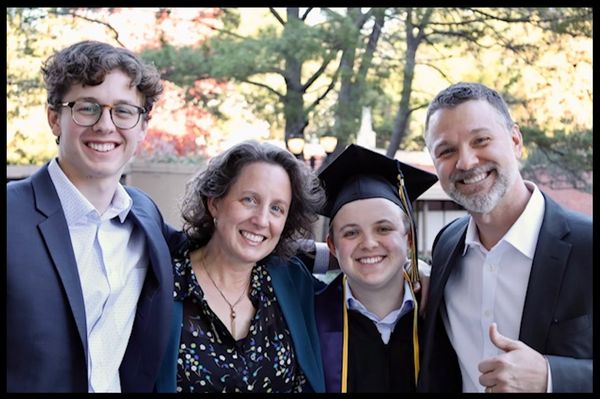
left=231, top=310, right=237, bottom=339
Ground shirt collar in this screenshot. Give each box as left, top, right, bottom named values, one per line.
left=503, top=181, right=545, bottom=258
left=345, top=277, right=414, bottom=325
left=463, top=217, right=481, bottom=255
left=462, top=181, right=545, bottom=259
left=107, top=183, right=133, bottom=223
left=48, top=158, right=132, bottom=224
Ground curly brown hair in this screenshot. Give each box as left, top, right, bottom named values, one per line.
left=41, top=40, right=163, bottom=119
left=181, top=140, right=325, bottom=260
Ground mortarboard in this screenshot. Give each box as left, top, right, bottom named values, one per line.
left=318, top=143, right=438, bottom=220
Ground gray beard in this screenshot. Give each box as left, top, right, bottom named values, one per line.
left=448, top=170, right=511, bottom=214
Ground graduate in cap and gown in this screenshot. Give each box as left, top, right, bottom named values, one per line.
left=314, top=144, right=438, bottom=392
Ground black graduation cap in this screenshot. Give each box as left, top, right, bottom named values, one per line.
left=318, top=144, right=438, bottom=220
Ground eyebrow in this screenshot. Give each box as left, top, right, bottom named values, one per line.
left=469, top=127, right=492, bottom=134
left=337, top=218, right=393, bottom=231
left=74, top=96, right=140, bottom=106
left=336, top=222, right=359, bottom=232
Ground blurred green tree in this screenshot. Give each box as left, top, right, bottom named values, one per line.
left=7, top=7, right=592, bottom=192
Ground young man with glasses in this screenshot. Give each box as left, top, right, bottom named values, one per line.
left=7, top=41, right=177, bottom=392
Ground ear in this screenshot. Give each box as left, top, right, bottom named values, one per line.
left=326, top=234, right=337, bottom=257
left=137, top=118, right=149, bottom=141
left=510, top=124, right=524, bottom=158
left=47, top=106, right=62, bottom=140
left=207, top=196, right=219, bottom=218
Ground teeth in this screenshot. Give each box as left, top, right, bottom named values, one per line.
left=241, top=231, right=264, bottom=243
left=463, top=173, right=487, bottom=184
left=88, top=142, right=116, bottom=152
left=358, top=256, right=383, bottom=264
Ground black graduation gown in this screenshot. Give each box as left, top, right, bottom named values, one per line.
left=315, top=273, right=418, bottom=392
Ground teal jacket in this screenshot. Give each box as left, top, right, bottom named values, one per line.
left=155, top=255, right=326, bottom=393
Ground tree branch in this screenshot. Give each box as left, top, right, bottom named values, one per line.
left=469, top=8, right=535, bottom=24
left=302, top=51, right=336, bottom=91
left=419, top=62, right=453, bottom=83
left=356, top=9, right=385, bottom=83
left=536, top=146, right=590, bottom=190
left=301, top=8, right=313, bottom=21
left=306, top=65, right=341, bottom=114
left=270, top=8, right=286, bottom=26
left=428, top=28, right=494, bottom=49
left=407, top=102, right=428, bottom=115
left=193, top=18, right=247, bottom=40
left=354, top=8, right=373, bottom=28
left=240, top=78, right=283, bottom=98
left=60, top=9, right=125, bottom=47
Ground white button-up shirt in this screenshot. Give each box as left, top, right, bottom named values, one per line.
left=442, top=181, right=546, bottom=392
left=48, top=159, right=148, bottom=392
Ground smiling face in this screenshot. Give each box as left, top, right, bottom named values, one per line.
left=425, top=100, right=523, bottom=214
left=47, top=70, right=147, bottom=188
left=208, top=161, right=292, bottom=266
left=327, top=197, right=409, bottom=292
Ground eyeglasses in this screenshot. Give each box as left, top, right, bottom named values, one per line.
left=59, top=101, right=147, bottom=130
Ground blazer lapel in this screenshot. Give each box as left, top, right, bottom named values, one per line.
left=428, top=218, right=469, bottom=319
left=32, top=166, right=89, bottom=358
left=127, top=205, right=163, bottom=297
left=268, top=259, right=324, bottom=392
left=519, top=195, right=571, bottom=350
left=118, top=202, right=164, bottom=389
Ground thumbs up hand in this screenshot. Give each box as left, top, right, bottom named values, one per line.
left=478, top=323, right=548, bottom=393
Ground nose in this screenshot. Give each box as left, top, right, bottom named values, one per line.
left=252, top=205, right=269, bottom=227
left=92, top=106, right=116, bottom=133
left=359, top=232, right=379, bottom=250
left=455, top=147, right=479, bottom=171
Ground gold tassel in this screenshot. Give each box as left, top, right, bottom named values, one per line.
left=397, top=173, right=419, bottom=284
left=403, top=269, right=420, bottom=385
left=398, top=168, right=420, bottom=385
left=341, top=275, right=349, bottom=393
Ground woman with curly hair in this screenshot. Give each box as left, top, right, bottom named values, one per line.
left=156, top=140, right=327, bottom=393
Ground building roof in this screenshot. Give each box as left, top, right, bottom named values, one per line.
left=536, top=182, right=593, bottom=216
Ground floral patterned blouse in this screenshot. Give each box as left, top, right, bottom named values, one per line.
left=173, top=248, right=308, bottom=393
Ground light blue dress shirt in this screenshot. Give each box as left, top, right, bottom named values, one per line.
left=48, top=159, right=148, bottom=392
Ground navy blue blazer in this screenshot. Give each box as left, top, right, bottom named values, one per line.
left=7, top=163, right=176, bottom=392
left=419, top=193, right=592, bottom=393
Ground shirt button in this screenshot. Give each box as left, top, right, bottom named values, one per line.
left=489, top=264, right=496, bottom=272
left=484, top=310, right=491, bottom=318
